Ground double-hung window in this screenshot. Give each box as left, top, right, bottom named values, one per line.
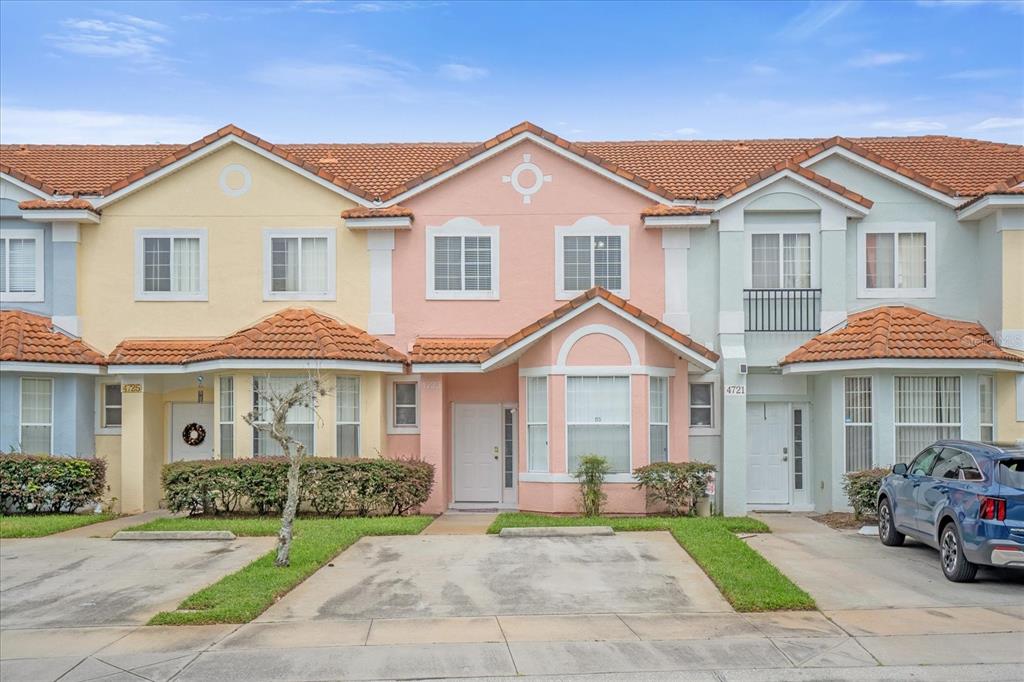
left=859, top=223, right=934, bottom=298
left=135, top=230, right=207, bottom=300
left=336, top=376, right=360, bottom=457
left=750, top=233, right=811, bottom=289
left=555, top=218, right=629, bottom=299
left=252, top=376, right=315, bottom=455
left=527, top=377, right=549, bottom=472
left=20, top=377, right=52, bottom=454
left=426, top=219, right=499, bottom=299
left=894, top=376, right=961, bottom=463
left=101, top=383, right=122, bottom=429
left=566, top=376, right=631, bottom=474
left=388, top=378, right=419, bottom=433
left=689, top=383, right=714, bottom=428
left=979, top=375, right=995, bottom=442
left=219, top=377, right=234, bottom=459
left=844, top=377, right=873, bottom=472
left=263, top=230, right=335, bottom=300
left=649, top=376, right=669, bottom=463
left=0, top=229, right=44, bottom=302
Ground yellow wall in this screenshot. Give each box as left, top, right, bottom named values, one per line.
left=95, top=434, right=122, bottom=513
left=78, top=143, right=370, bottom=352
left=1004, top=230, right=1024, bottom=330
left=996, top=373, right=1023, bottom=442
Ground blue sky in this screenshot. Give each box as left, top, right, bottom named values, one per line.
left=1, top=0, right=1022, bottom=144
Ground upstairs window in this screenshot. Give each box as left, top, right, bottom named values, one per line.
left=750, top=233, right=811, bottom=289
left=859, top=223, right=934, bottom=298
left=426, top=218, right=499, bottom=299
left=0, top=229, right=44, bottom=302
left=135, top=230, right=207, bottom=301
left=263, top=230, right=335, bottom=300
left=555, top=217, right=629, bottom=299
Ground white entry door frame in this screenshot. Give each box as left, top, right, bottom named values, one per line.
left=452, top=403, right=504, bottom=504
left=746, top=401, right=813, bottom=510
left=169, top=402, right=216, bottom=462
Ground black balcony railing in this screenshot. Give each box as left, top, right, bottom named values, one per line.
left=743, top=289, right=822, bottom=332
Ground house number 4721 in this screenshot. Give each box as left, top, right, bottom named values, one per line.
left=725, top=385, right=746, bottom=396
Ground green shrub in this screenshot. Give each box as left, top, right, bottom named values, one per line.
left=0, top=454, right=107, bottom=513
left=161, top=457, right=434, bottom=517
left=633, top=461, right=716, bottom=516
left=574, top=455, right=611, bottom=517
left=843, top=467, right=889, bottom=520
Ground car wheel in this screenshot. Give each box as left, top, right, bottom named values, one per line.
left=939, top=523, right=978, bottom=583
left=878, top=498, right=905, bottom=547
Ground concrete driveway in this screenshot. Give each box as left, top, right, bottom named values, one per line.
left=745, top=513, right=1024, bottom=613
left=260, top=531, right=731, bottom=621
left=0, top=534, right=273, bottom=629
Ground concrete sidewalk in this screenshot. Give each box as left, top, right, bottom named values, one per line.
left=52, top=510, right=173, bottom=538
left=2, top=606, right=1021, bottom=681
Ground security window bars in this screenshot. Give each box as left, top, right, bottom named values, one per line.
left=20, top=377, right=52, bottom=454
left=337, top=376, right=360, bottom=457
left=252, top=376, right=315, bottom=455
left=567, top=376, right=630, bottom=474
left=895, top=376, right=961, bottom=464
left=844, top=377, right=873, bottom=472
left=219, top=376, right=234, bottom=459
left=527, top=376, right=549, bottom=473
left=649, top=376, right=669, bottom=463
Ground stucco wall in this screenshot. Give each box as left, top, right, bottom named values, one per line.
left=0, top=373, right=94, bottom=456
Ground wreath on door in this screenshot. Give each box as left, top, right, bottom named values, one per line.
left=182, top=423, right=207, bottom=447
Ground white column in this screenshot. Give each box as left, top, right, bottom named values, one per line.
left=662, top=228, right=691, bottom=333
left=820, top=205, right=848, bottom=331
left=366, top=230, right=395, bottom=335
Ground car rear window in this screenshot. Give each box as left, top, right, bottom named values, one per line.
left=996, top=459, right=1024, bottom=489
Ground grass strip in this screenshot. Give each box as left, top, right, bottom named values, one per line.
left=130, top=516, right=432, bottom=625
left=0, top=513, right=116, bottom=538
left=488, top=512, right=814, bottom=612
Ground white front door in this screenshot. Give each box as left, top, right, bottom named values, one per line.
left=170, top=403, right=215, bottom=461
left=747, top=402, right=789, bottom=505
left=453, top=403, right=502, bottom=503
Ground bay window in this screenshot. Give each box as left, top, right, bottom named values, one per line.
left=135, top=230, right=207, bottom=300
left=567, top=376, right=630, bottom=474
left=252, top=376, right=315, bottom=455
left=263, top=230, right=335, bottom=300
left=859, top=223, right=934, bottom=298
left=895, top=376, right=961, bottom=464
left=527, top=377, right=548, bottom=472
left=0, top=230, right=44, bottom=302
left=844, top=377, right=873, bottom=472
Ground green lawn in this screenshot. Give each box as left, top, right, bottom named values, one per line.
left=489, top=513, right=815, bottom=612
left=0, top=513, right=116, bottom=538
left=127, top=515, right=432, bottom=625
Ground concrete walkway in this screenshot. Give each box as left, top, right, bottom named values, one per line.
left=420, top=511, right=498, bottom=535
left=53, top=510, right=172, bottom=538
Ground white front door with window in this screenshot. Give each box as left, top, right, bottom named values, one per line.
left=453, top=403, right=503, bottom=503
left=170, top=403, right=215, bottom=461
left=747, top=402, right=789, bottom=505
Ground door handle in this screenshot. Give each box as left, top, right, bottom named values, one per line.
left=782, top=456, right=789, bottom=462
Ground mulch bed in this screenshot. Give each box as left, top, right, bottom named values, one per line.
left=811, top=511, right=875, bottom=531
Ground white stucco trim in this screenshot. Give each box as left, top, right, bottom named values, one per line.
left=367, top=230, right=395, bottom=335
left=425, top=217, right=500, bottom=300
left=957, top=196, right=1024, bottom=222
left=92, top=135, right=374, bottom=209
left=344, top=217, right=412, bottom=230
left=643, top=214, right=712, bottom=228
left=782, top=359, right=1024, bottom=374
left=711, top=169, right=871, bottom=216
left=51, top=316, right=81, bottom=337
left=381, top=131, right=671, bottom=206
left=800, top=146, right=961, bottom=209
left=0, top=361, right=104, bottom=375
left=556, top=324, right=641, bottom=367
left=19, top=210, right=100, bottom=224
left=106, top=359, right=406, bottom=374
left=519, top=472, right=638, bottom=484
left=95, top=378, right=123, bottom=435
left=662, top=228, right=690, bottom=334
left=410, top=363, right=484, bottom=374
left=50, top=222, right=81, bottom=242
left=1, top=173, right=53, bottom=200
left=554, top=216, right=630, bottom=300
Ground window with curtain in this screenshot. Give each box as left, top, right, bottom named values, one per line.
left=337, top=376, right=360, bottom=457
left=865, top=231, right=927, bottom=291
left=751, top=233, right=811, bottom=289
left=844, top=377, right=873, bottom=472
left=393, top=382, right=417, bottom=427
left=979, top=375, right=995, bottom=442
left=689, top=383, right=713, bottom=427
left=562, top=235, right=622, bottom=292
left=649, top=376, right=669, bottom=463
left=432, top=235, right=493, bottom=293
left=142, top=236, right=201, bottom=294
left=20, top=377, right=52, bottom=454
left=567, top=376, right=630, bottom=474
left=102, top=383, right=122, bottom=428
left=219, top=376, right=234, bottom=459
left=527, top=376, right=548, bottom=472
left=251, top=376, right=315, bottom=455
left=895, top=376, right=961, bottom=464
left=270, top=236, right=329, bottom=294
left=0, top=231, right=44, bottom=301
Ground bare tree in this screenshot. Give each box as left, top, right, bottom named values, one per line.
left=244, top=373, right=327, bottom=567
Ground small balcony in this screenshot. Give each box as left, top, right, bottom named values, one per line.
left=743, top=289, right=822, bottom=332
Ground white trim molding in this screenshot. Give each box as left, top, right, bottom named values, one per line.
left=344, top=216, right=412, bottom=230
left=0, top=227, right=45, bottom=303
left=643, top=213, right=712, bottom=229
left=996, top=329, right=1024, bottom=352
left=556, top=323, right=641, bottom=368
left=662, top=228, right=691, bottom=333
left=367, top=230, right=396, bottom=334
left=712, top=168, right=871, bottom=216
left=19, top=210, right=100, bottom=224
left=261, top=228, right=337, bottom=301
left=425, top=217, right=500, bottom=300
left=134, top=228, right=209, bottom=302
left=782, top=358, right=1024, bottom=375
left=856, top=221, right=935, bottom=299
left=957, top=195, right=1024, bottom=222
left=1, top=172, right=53, bottom=200
left=554, top=216, right=630, bottom=300
left=0, top=361, right=104, bottom=375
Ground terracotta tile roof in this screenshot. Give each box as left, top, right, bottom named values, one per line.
left=410, top=338, right=504, bottom=363
left=107, top=339, right=217, bottom=365
left=4, top=125, right=1021, bottom=202
left=781, top=306, right=1022, bottom=365
left=957, top=172, right=1024, bottom=209
left=18, top=198, right=99, bottom=213
left=0, top=310, right=105, bottom=365
left=341, top=205, right=413, bottom=219
left=640, top=204, right=714, bottom=217
left=719, top=160, right=873, bottom=208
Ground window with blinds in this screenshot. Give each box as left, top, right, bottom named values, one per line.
left=0, top=231, right=43, bottom=302
left=20, top=377, right=52, bottom=454
left=844, top=377, right=873, bottom=472
left=563, top=235, right=622, bottom=292
left=433, top=235, right=493, bottom=292
left=895, top=376, right=961, bottom=464
left=567, top=376, right=630, bottom=474
left=527, top=376, right=548, bottom=473
left=251, top=376, right=315, bottom=455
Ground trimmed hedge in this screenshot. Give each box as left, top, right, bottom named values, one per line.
left=0, top=454, right=107, bottom=513
left=162, top=457, right=434, bottom=517
left=633, top=461, right=716, bottom=516
left=843, top=467, right=890, bottom=520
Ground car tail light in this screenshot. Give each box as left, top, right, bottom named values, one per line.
left=979, top=497, right=1006, bottom=521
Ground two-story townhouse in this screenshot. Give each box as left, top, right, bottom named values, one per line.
left=2, top=122, right=1022, bottom=516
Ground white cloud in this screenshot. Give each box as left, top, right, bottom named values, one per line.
left=0, top=107, right=213, bottom=143
left=295, top=1, right=444, bottom=15
left=44, top=13, right=174, bottom=70
left=781, top=1, right=859, bottom=40
left=869, top=119, right=947, bottom=132
left=942, top=68, right=1014, bottom=80
left=969, top=117, right=1024, bottom=131
left=848, top=51, right=918, bottom=67
left=674, top=127, right=700, bottom=136
left=748, top=64, right=780, bottom=76
left=437, top=63, right=489, bottom=82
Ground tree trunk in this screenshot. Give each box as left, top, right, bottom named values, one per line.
left=275, top=450, right=302, bottom=567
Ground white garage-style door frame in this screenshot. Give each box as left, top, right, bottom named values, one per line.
left=746, top=401, right=813, bottom=511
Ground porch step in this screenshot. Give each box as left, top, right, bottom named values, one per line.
left=499, top=526, right=614, bottom=538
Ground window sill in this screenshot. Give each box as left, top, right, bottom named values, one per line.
left=263, top=292, right=336, bottom=301
left=135, top=293, right=208, bottom=302
left=689, top=427, right=720, bottom=437
left=556, top=288, right=628, bottom=301
left=426, top=291, right=500, bottom=301
left=0, top=293, right=45, bottom=303
left=96, top=427, right=123, bottom=436
left=858, top=288, right=934, bottom=299
left=387, top=424, right=420, bottom=435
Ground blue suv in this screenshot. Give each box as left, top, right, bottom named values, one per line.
left=876, top=440, right=1024, bottom=582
